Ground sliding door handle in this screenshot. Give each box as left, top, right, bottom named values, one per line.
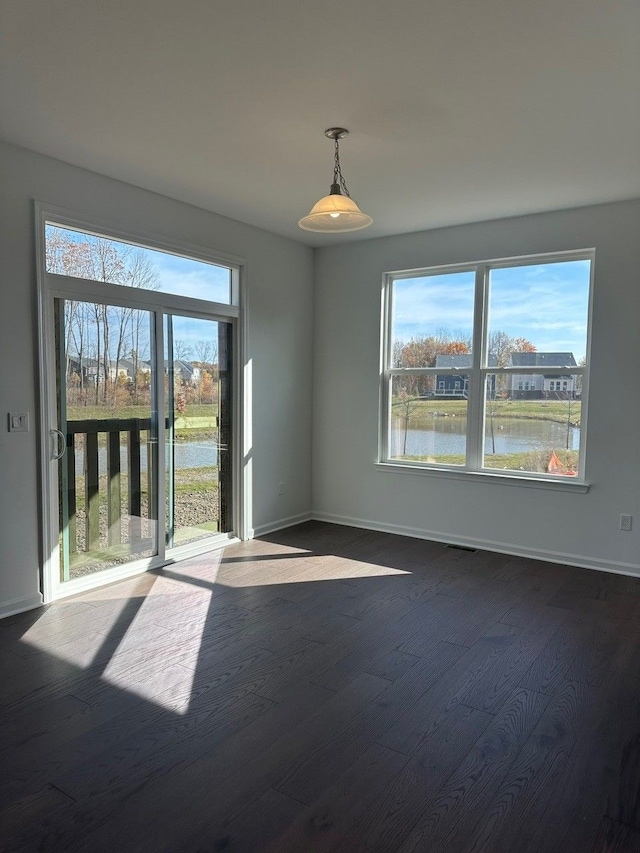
left=50, top=428, right=66, bottom=461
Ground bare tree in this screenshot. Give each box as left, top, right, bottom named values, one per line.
left=392, top=383, right=422, bottom=456
left=173, top=340, right=192, bottom=362
left=488, top=331, right=537, bottom=397
left=194, top=339, right=213, bottom=365
left=45, top=225, right=161, bottom=409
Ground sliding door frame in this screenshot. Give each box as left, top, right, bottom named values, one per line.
left=35, top=203, right=248, bottom=603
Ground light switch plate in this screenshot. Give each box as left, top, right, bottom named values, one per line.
left=8, top=412, right=29, bottom=432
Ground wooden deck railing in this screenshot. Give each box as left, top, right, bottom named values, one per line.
left=65, top=417, right=156, bottom=553
left=63, top=409, right=226, bottom=558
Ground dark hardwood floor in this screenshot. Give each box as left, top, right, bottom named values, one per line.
left=2, top=521, right=640, bottom=852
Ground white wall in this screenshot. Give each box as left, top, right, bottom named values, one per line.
left=313, top=200, right=640, bottom=574
left=3, top=142, right=638, bottom=620
left=0, top=141, right=314, bottom=617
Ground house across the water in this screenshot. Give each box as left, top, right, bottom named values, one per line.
left=507, top=352, right=578, bottom=399
left=434, top=352, right=579, bottom=400
left=434, top=354, right=498, bottom=399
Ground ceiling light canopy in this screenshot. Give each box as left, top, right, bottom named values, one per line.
left=298, top=128, right=372, bottom=233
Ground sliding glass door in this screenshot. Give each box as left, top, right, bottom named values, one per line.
left=52, top=299, right=234, bottom=588
left=41, top=215, right=241, bottom=599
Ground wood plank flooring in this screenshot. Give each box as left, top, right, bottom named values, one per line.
left=2, top=521, right=640, bottom=851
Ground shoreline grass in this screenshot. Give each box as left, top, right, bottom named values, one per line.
left=398, top=448, right=578, bottom=473
left=392, top=398, right=581, bottom=427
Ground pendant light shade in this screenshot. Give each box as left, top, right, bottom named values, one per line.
left=299, top=128, right=372, bottom=233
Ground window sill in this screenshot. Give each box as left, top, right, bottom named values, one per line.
left=374, top=462, right=590, bottom=493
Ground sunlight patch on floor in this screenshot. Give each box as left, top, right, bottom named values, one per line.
left=220, top=557, right=412, bottom=587
left=20, top=597, right=132, bottom=665
left=101, top=576, right=213, bottom=712
left=101, top=653, right=202, bottom=713
left=18, top=545, right=411, bottom=714
left=21, top=570, right=215, bottom=712
left=218, top=546, right=315, bottom=564
left=161, top=549, right=223, bottom=585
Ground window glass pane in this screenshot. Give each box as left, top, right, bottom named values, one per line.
left=390, top=375, right=468, bottom=465
left=46, top=223, right=232, bottom=304
left=384, top=253, right=591, bottom=480
left=486, top=259, right=590, bottom=368
left=483, top=373, right=581, bottom=476
left=164, top=315, right=232, bottom=549
left=392, top=271, right=475, bottom=367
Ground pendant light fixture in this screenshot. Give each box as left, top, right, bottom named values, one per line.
left=298, top=128, right=373, bottom=233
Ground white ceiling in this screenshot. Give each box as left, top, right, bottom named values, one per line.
left=2, top=0, right=639, bottom=246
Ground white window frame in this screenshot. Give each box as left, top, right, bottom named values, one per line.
left=35, top=202, right=249, bottom=602
left=378, top=249, right=594, bottom=490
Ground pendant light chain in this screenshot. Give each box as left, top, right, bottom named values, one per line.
left=333, top=137, right=351, bottom=198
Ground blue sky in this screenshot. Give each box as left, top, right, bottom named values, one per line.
left=153, top=255, right=228, bottom=355
left=168, top=314, right=221, bottom=355
left=47, top=223, right=231, bottom=304
left=393, top=260, right=591, bottom=361
left=151, top=251, right=230, bottom=304
left=48, top=225, right=230, bottom=358
left=50, top=225, right=591, bottom=363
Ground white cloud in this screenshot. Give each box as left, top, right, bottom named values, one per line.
left=393, top=260, right=590, bottom=357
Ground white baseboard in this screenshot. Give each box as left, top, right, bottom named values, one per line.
left=252, top=512, right=313, bottom=538
left=312, top=510, right=640, bottom=578
left=0, top=593, right=44, bottom=620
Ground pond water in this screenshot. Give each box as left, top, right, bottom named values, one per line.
left=73, top=417, right=579, bottom=474
left=391, top=416, right=579, bottom=458
left=76, top=442, right=218, bottom=475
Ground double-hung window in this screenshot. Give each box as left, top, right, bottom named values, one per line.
left=380, top=250, right=593, bottom=481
